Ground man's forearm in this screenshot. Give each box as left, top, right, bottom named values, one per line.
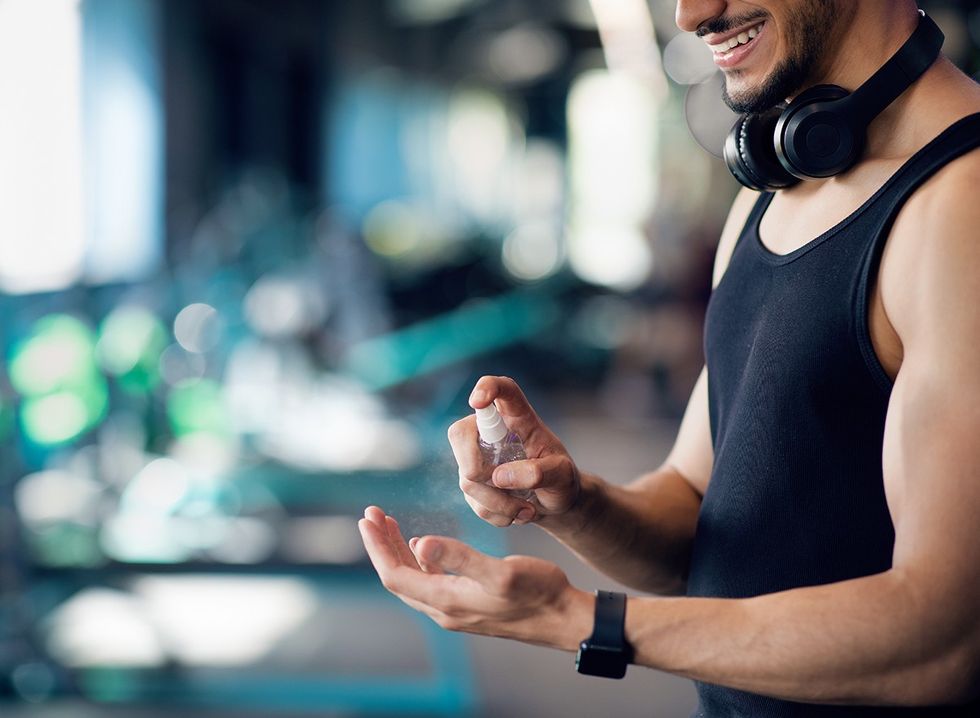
left=537, top=465, right=702, bottom=595
left=617, top=568, right=978, bottom=705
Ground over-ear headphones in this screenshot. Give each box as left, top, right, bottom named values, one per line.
left=724, top=10, right=944, bottom=191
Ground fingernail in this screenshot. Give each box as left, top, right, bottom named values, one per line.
left=469, top=389, right=487, bottom=406
left=515, top=508, right=535, bottom=524
left=495, top=468, right=514, bottom=487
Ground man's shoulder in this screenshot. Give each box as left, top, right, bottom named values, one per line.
left=883, top=128, right=980, bottom=343
left=894, top=133, right=980, bottom=245
left=711, top=188, right=759, bottom=289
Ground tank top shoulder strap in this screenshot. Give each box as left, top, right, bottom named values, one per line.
left=871, top=112, right=980, bottom=219
left=732, top=191, right=776, bottom=252
left=855, top=112, right=980, bottom=394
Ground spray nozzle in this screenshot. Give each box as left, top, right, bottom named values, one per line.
left=475, top=404, right=508, bottom=444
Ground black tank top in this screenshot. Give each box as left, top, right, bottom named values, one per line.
left=689, top=113, right=980, bottom=717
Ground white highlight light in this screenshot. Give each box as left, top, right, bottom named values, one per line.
left=568, top=225, right=653, bottom=291
left=46, top=588, right=166, bottom=667
left=174, top=303, right=221, bottom=354
left=446, top=88, right=519, bottom=224
left=587, top=0, right=666, bottom=94
left=502, top=221, right=563, bottom=282
left=136, top=576, right=317, bottom=666
left=15, top=470, right=103, bottom=527
left=0, top=0, right=84, bottom=293
left=566, top=69, right=657, bottom=291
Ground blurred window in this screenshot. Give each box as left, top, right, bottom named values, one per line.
left=0, top=0, right=162, bottom=295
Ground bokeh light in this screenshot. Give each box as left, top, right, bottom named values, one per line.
left=97, top=304, right=167, bottom=392
left=166, top=379, right=230, bottom=437
left=10, top=314, right=108, bottom=446
left=566, top=69, right=658, bottom=291
left=173, top=303, right=222, bottom=354
left=662, top=31, right=716, bottom=85
left=501, top=221, right=564, bottom=281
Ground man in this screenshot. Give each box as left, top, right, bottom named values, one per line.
left=358, top=0, right=980, bottom=713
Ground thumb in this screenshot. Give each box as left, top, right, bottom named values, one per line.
left=414, top=536, right=502, bottom=589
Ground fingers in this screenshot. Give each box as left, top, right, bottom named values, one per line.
left=468, top=375, right=533, bottom=417
left=459, top=479, right=537, bottom=526
left=364, top=504, right=387, bottom=528
left=385, top=515, right=424, bottom=571
left=358, top=515, right=401, bottom=576
left=447, top=417, right=486, bottom=484
left=491, top=454, right=574, bottom=492
left=467, top=376, right=541, bottom=440
left=359, top=511, right=450, bottom=603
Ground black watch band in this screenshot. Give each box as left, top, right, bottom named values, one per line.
left=575, top=590, right=633, bottom=679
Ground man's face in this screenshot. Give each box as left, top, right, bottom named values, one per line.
left=677, top=0, right=842, bottom=114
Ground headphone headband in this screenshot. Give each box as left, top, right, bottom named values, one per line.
left=724, top=10, right=945, bottom=190
left=841, top=11, right=945, bottom=127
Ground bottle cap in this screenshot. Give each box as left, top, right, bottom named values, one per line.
left=475, top=404, right=508, bottom=444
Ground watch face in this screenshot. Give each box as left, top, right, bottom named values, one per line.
left=575, top=644, right=628, bottom=679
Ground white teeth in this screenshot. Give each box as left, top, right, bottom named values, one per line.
left=708, top=23, right=764, bottom=53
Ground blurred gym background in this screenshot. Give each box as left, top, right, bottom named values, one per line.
left=0, top=1, right=977, bottom=716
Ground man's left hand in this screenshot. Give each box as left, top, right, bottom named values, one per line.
left=358, top=505, right=593, bottom=651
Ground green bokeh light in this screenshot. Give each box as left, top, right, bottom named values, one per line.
left=10, top=314, right=109, bottom=447
left=21, top=392, right=91, bottom=445
left=10, top=315, right=98, bottom=396
left=96, top=305, right=167, bottom=393
left=166, top=379, right=229, bottom=437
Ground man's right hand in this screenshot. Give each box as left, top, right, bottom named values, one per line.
left=447, top=376, right=583, bottom=528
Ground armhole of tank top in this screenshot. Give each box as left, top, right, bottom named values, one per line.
left=855, top=113, right=980, bottom=398
left=854, top=225, right=897, bottom=397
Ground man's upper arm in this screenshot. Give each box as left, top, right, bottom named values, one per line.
left=882, top=155, right=980, bottom=682
left=665, top=188, right=758, bottom=496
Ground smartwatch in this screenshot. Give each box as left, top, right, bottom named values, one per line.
left=575, top=590, right=633, bottom=678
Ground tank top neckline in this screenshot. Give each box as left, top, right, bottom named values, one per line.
left=750, top=111, right=980, bottom=267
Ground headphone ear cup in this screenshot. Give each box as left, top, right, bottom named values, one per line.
left=724, top=108, right=799, bottom=191
left=775, top=84, right=862, bottom=180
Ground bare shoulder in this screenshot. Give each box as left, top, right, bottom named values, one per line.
left=711, top=187, right=759, bottom=288
left=885, top=145, right=980, bottom=343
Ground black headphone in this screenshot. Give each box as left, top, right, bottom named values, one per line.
left=724, top=10, right=944, bottom=191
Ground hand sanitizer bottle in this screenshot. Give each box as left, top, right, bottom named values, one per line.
left=475, top=404, right=533, bottom=500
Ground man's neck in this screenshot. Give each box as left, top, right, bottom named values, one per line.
left=793, top=2, right=924, bottom=162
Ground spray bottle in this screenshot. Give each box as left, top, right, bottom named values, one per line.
left=475, top=403, right=533, bottom=501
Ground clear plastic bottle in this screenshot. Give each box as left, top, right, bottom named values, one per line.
left=475, top=404, right=533, bottom=501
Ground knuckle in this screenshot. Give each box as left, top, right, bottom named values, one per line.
left=447, top=420, right=468, bottom=444
left=489, top=514, right=513, bottom=528
left=458, top=469, right=482, bottom=488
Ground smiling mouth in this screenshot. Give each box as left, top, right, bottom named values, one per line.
left=707, top=22, right=766, bottom=58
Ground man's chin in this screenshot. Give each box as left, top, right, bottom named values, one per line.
left=722, top=73, right=793, bottom=115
